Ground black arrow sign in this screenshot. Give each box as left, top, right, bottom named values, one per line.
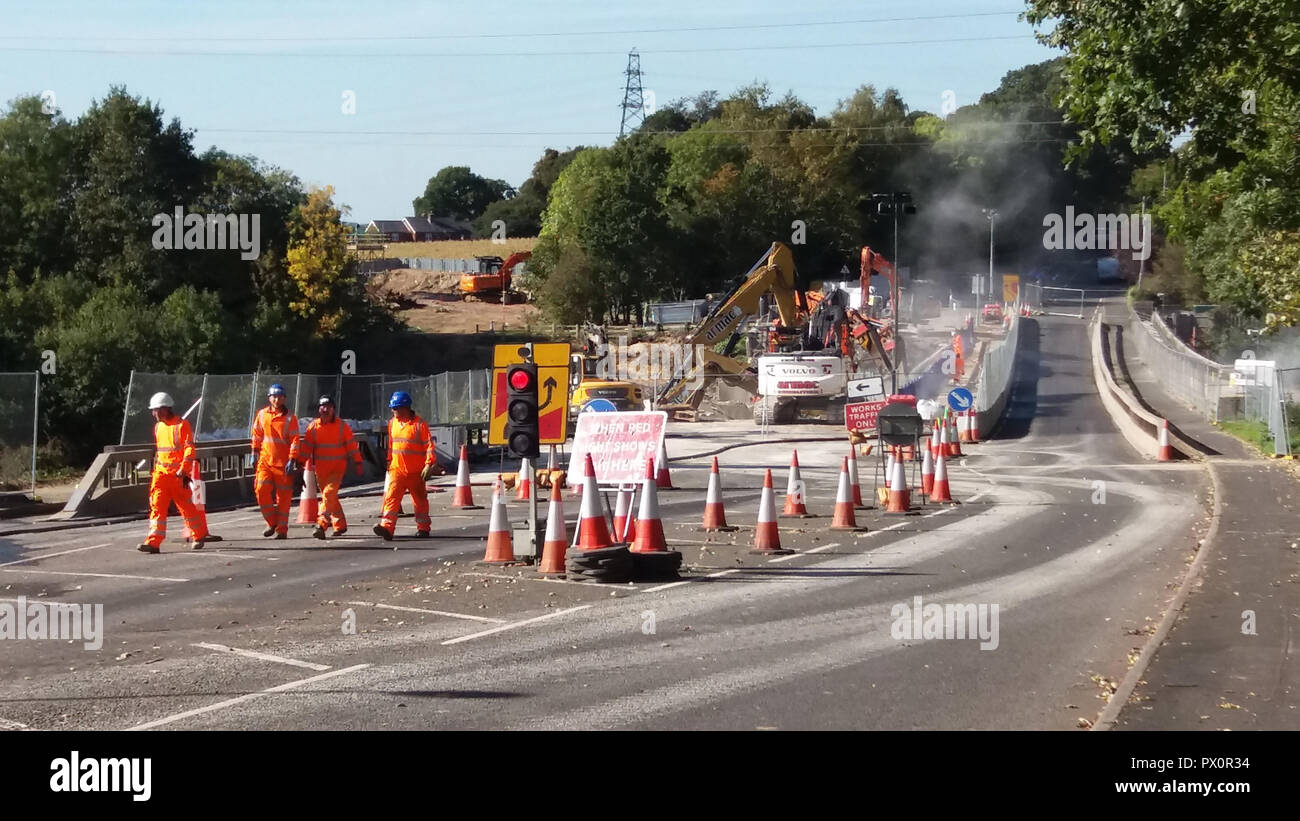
left=538, top=376, right=558, bottom=410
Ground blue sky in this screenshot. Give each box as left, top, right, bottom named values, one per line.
left=1, top=1, right=1059, bottom=224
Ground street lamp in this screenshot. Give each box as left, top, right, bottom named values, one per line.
left=982, top=208, right=997, bottom=305
left=871, top=192, right=917, bottom=395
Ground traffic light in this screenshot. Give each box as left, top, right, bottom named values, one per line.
left=505, top=363, right=540, bottom=459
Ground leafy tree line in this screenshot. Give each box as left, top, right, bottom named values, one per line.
left=0, top=88, right=403, bottom=464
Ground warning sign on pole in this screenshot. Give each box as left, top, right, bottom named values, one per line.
left=568, top=411, right=667, bottom=486
left=845, top=399, right=888, bottom=433
left=489, top=342, right=571, bottom=446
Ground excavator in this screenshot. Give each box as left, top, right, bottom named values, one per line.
left=459, top=250, right=531, bottom=303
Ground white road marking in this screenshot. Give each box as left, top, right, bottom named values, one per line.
left=442, top=605, right=592, bottom=645
left=345, top=600, right=506, bottom=624
left=0, top=543, right=112, bottom=567
left=0, top=717, right=29, bottom=730
left=127, top=663, right=371, bottom=731
left=458, top=571, right=634, bottom=589
left=642, top=568, right=740, bottom=593
left=0, top=568, right=190, bottom=583
left=767, top=542, right=840, bottom=564
left=192, top=642, right=331, bottom=671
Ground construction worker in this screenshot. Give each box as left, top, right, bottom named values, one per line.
left=137, top=393, right=222, bottom=553
left=251, top=383, right=301, bottom=539
left=301, top=395, right=364, bottom=540
left=373, top=391, right=437, bottom=541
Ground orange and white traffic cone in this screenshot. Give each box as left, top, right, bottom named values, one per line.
left=847, top=445, right=867, bottom=509
left=451, top=444, right=482, bottom=509
left=751, top=469, right=790, bottom=554
left=879, top=448, right=895, bottom=498
left=514, top=456, right=532, bottom=502
left=781, top=450, right=811, bottom=517
left=949, top=413, right=964, bottom=457
left=576, top=453, right=617, bottom=550
left=297, top=462, right=319, bottom=524
left=655, top=440, right=674, bottom=489
left=885, top=447, right=913, bottom=514
left=631, top=458, right=668, bottom=554
left=968, top=409, right=980, bottom=444
left=185, top=459, right=205, bottom=541
left=537, top=482, right=567, bottom=576
left=830, top=457, right=866, bottom=531
left=921, top=441, right=935, bottom=497
left=700, top=457, right=737, bottom=532
left=930, top=419, right=941, bottom=459
left=1158, top=419, right=1173, bottom=461
left=930, top=448, right=956, bottom=503
left=482, top=479, right=515, bottom=564
left=958, top=410, right=972, bottom=444
left=612, top=485, right=637, bottom=542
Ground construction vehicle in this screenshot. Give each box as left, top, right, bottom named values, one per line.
left=568, top=323, right=644, bottom=418
left=459, top=251, right=531, bottom=303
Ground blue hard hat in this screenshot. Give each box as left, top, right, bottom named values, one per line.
left=268, top=383, right=286, bottom=396
left=388, top=390, right=412, bottom=409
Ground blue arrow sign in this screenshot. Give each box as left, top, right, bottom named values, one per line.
left=947, top=387, right=973, bottom=411
left=582, top=398, right=619, bottom=413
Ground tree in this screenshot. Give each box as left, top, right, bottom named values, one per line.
left=412, top=166, right=512, bottom=221
left=473, top=147, right=584, bottom=238
left=285, top=186, right=363, bottom=338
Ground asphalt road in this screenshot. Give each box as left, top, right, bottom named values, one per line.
left=0, top=314, right=1211, bottom=730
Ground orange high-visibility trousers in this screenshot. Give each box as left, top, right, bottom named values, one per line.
left=146, top=473, right=209, bottom=547
left=315, top=467, right=347, bottom=531
left=255, top=463, right=293, bottom=534
left=377, top=472, right=431, bottom=535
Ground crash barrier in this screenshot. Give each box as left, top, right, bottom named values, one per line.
left=120, top=369, right=491, bottom=446
left=0, top=372, right=38, bottom=497
left=1090, top=315, right=1201, bottom=461
left=973, top=313, right=1020, bottom=437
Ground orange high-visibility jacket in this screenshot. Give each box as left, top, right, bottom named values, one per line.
left=302, top=417, right=362, bottom=471
left=154, top=416, right=196, bottom=475
left=387, top=415, right=435, bottom=475
left=251, top=406, right=301, bottom=467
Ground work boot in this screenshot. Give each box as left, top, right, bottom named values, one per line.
left=274, top=532, right=287, bottom=540
left=137, top=543, right=159, bottom=554
left=262, top=527, right=276, bottom=538
left=204, top=534, right=223, bottom=543
left=192, top=538, right=204, bottom=550
left=312, top=526, right=326, bottom=540
left=414, top=530, right=431, bottom=538
left=333, top=527, right=348, bottom=537
left=372, top=524, right=392, bottom=542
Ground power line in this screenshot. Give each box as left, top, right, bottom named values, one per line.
left=193, top=120, right=1069, bottom=137
left=0, top=10, right=1024, bottom=43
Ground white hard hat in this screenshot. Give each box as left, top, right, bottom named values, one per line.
left=148, top=392, right=175, bottom=410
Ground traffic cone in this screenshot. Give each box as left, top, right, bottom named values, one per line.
left=931, top=448, right=956, bottom=503
left=1157, top=419, right=1173, bottom=461
left=781, top=450, right=811, bottom=517
left=631, top=458, right=668, bottom=553
left=481, top=480, right=515, bottom=564
left=885, top=447, right=913, bottom=514
left=949, top=412, right=964, bottom=457
left=184, top=459, right=205, bottom=541
left=537, top=482, right=567, bottom=576
left=751, top=469, right=790, bottom=554
left=879, top=449, right=895, bottom=496
left=700, top=457, right=737, bottom=532
left=612, top=485, right=637, bottom=542
left=576, top=453, right=617, bottom=550
left=921, top=442, right=935, bottom=496
left=655, top=440, right=674, bottom=489
left=514, top=457, right=532, bottom=502
left=830, top=457, right=866, bottom=531
left=958, top=410, right=971, bottom=443
left=968, top=409, right=981, bottom=444
left=451, top=444, right=482, bottom=509
left=297, top=463, right=319, bottom=524
left=847, top=445, right=867, bottom=509
left=930, top=419, right=941, bottom=459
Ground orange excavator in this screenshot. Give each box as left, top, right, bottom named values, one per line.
left=459, top=250, right=531, bottom=303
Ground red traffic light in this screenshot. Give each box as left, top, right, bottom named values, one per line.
left=509, top=368, right=534, bottom=391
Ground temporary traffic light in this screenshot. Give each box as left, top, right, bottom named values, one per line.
left=505, top=363, right=540, bottom=459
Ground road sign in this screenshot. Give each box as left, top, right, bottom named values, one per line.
left=847, top=375, right=884, bottom=400
left=947, top=387, right=974, bottom=411
left=845, top=399, right=888, bottom=433
left=568, top=411, right=667, bottom=486
left=582, top=398, right=618, bottom=413
left=1002, top=274, right=1019, bottom=303
left=490, top=342, right=571, bottom=446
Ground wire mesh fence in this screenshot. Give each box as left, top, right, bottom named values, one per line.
left=120, top=369, right=493, bottom=445
left=0, top=372, right=38, bottom=493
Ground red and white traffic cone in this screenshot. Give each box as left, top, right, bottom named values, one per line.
left=514, top=456, right=532, bottom=502
left=949, top=412, right=964, bottom=457
left=297, top=462, right=319, bottom=524
left=655, top=440, right=674, bottom=489
left=482, top=479, right=515, bottom=563
left=921, top=441, right=935, bottom=497
left=538, top=482, right=567, bottom=576
left=751, top=469, right=789, bottom=554
left=958, top=410, right=972, bottom=443
left=930, top=448, right=956, bottom=503
left=631, top=458, right=668, bottom=554
left=1158, top=419, right=1173, bottom=461
left=885, top=447, right=913, bottom=514
left=847, top=445, right=867, bottom=509
left=700, top=457, right=737, bottom=532
left=930, top=419, right=941, bottom=459
left=879, top=448, right=895, bottom=498
left=612, top=485, right=637, bottom=543
left=968, top=409, right=980, bottom=444
left=830, top=457, right=866, bottom=531
left=781, top=450, right=811, bottom=517
left=451, top=444, right=482, bottom=509
left=576, top=453, right=617, bottom=550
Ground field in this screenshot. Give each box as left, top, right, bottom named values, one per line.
left=373, top=237, right=537, bottom=258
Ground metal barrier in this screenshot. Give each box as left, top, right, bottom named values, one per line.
left=974, top=313, right=1021, bottom=434
left=0, top=372, right=38, bottom=496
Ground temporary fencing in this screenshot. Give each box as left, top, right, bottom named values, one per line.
left=0, top=372, right=38, bottom=494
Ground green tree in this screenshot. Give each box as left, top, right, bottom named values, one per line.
left=412, top=166, right=512, bottom=222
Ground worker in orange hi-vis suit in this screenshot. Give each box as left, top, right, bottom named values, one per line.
left=251, top=383, right=301, bottom=539
left=137, top=392, right=223, bottom=554
left=953, top=332, right=966, bottom=381
left=372, top=390, right=438, bottom=542
left=301, top=394, right=364, bottom=540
